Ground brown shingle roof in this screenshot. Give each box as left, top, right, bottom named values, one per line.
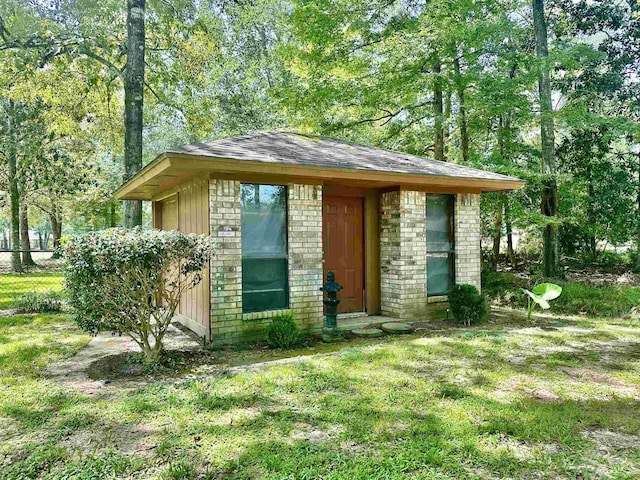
left=168, top=131, right=519, bottom=183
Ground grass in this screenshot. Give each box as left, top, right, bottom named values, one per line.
left=0, top=273, right=64, bottom=309
left=1, top=312, right=640, bottom=479
left=483, top=270, right=640, bottom=318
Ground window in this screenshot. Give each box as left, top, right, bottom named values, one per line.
left=241, top=184, right=289, bottom=313
left=426, top=194, right=455, bottom=296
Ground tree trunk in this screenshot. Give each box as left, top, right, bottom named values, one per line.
left=492, top=201, right=503, bottom=271
left=505, top=201, right=517, bottom=266
left=20, top=204, right=35, bottom=267
left=533, top=0, right=559, bottom=278
left=444, top=89, right=452, bottom=159
left=636, top=153, right=640, bottom=271
left=7, top=100, right=21, bottom=272
left=50, top=212, right=62, bottom=257
left=453, top=56, right=469, bottom=164
left=123, top=0, right=146, bottom=228
left=433, top=54, right=445, bottom=162
left=587, top=175, right=596, bottom=257
left=110, top=201, right=117, bottom=227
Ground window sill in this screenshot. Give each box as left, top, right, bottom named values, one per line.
left=427, top=295, right=448, bottom=304
left=242, top=309, right=292, bottom=322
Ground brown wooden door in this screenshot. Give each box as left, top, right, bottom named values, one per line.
left=323, top=195, right=364, bottom=313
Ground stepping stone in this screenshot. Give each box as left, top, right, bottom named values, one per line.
left=351, top=328, right=384, bottom=338
left=380, top=322, right=414, bottom=334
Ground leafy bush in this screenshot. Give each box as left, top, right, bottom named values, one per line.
left=448, top=284, right=487, bottom=326
left=483, top=271, right=640, bottom=318
left=13, top=291, right=63, bottom=313
left=555, top=282, right=640, bottom=317
left=63, top=228, right=214, bottom=363
left=267, top=313, right=300, bottom=349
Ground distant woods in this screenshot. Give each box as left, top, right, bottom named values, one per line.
left=1, top=0, right=640, bottom=274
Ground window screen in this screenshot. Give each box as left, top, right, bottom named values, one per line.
left=241, top=184, right=289, bottom=312
left=426, top=194, right=454, bottom=296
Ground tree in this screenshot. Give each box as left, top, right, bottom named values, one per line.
left=0, top=97, right=49, bottom=271
left=532, top=0, right=559, bottom=278
left=19, top=204, right=35, bottom=266
left=5, top=99, right=20, bottom=272
left=123, top=0, right=145, bottom=228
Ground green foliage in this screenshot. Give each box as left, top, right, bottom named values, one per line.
left=485, top=271, right=640, bottom=318
left=162, top=459, right=197, bottom=480
left=447, top=284, right=487, bottom=326
left=13, top=291, right=63, bottom=314
left=522, top=283, right=563, bottom=321
left=266, top=313, right=300, bottom=349
left=556, top=283, right=640, bottom=318
left=63, top=228, right=213, bottom=362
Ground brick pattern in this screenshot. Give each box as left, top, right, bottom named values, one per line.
left=454, top=193, right=482, bottom=290
left=209, top=181, right=323, bottom=345
left=207, top=183, right=481, bottom=343
left=287, top=184, right=324, bottom=332
left=209, top=179, right=243, bottom=342
left=380, top=191, right=401, bottom=316
left=380, top=190, right=427, bottom=318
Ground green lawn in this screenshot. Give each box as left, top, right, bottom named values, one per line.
left=1, top=313, right=640, bottom=479
left=0, top=273, right=64, bottom=309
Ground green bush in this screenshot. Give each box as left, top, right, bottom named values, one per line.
left=267, top=313, right=300, bottom=349
left=63, top=228, right=214, bottom=363
left=482, top=271, right=640, bottom=318
left=448, top=284, right=487, bottom=326
left=13, top=291, right=63, bottom=313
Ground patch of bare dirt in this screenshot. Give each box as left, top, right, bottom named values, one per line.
left=522, top=386, right=561, bottom=401
left=84, top=349, right=223, bottom=381
left=560, top=367, right=624, bottom=386
left=289, top=422, right=344, bottom=445
left=60, top=423, right=160, bottom=459
left=566, top=270, right=640, bottom=287
left=581, top=428, right=640, bottom=452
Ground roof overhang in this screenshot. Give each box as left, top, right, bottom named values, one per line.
left=114, top=153, right=525, bottom=201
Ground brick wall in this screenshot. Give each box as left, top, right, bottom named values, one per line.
left=209, top=179, right=243, bottom=343
left=454, top=193, right=481, bottom=290
left=287, top=184, right=324, bottom=332
left=209, top=181, right=323, bottom=345
left=380, top=190, right=427, bottom=318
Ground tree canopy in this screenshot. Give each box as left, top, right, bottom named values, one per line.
left=0, top=0, right=639, bottom=274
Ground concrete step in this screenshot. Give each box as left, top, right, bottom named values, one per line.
left=337, top=315, right=387, bottom=331
left=351, top=328, right=385, bottom=338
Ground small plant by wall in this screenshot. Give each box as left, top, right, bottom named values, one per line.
left=448, top=284, right=487, bottom=326
left=267, top=313, right=300, bottom=349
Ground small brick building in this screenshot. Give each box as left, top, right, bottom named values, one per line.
left=115, top=132, right=523, bottom=345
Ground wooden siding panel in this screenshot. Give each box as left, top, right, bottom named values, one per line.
left=157, top=179, right=210, bottom=337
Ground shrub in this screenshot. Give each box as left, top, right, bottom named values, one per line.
left=448, top=284, right=487, bottom=326
left=13, top=291, right=63, bottom=313
left=267, top=313, right=300, bottom=349
left=63, top=228, right=214, bottom=363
